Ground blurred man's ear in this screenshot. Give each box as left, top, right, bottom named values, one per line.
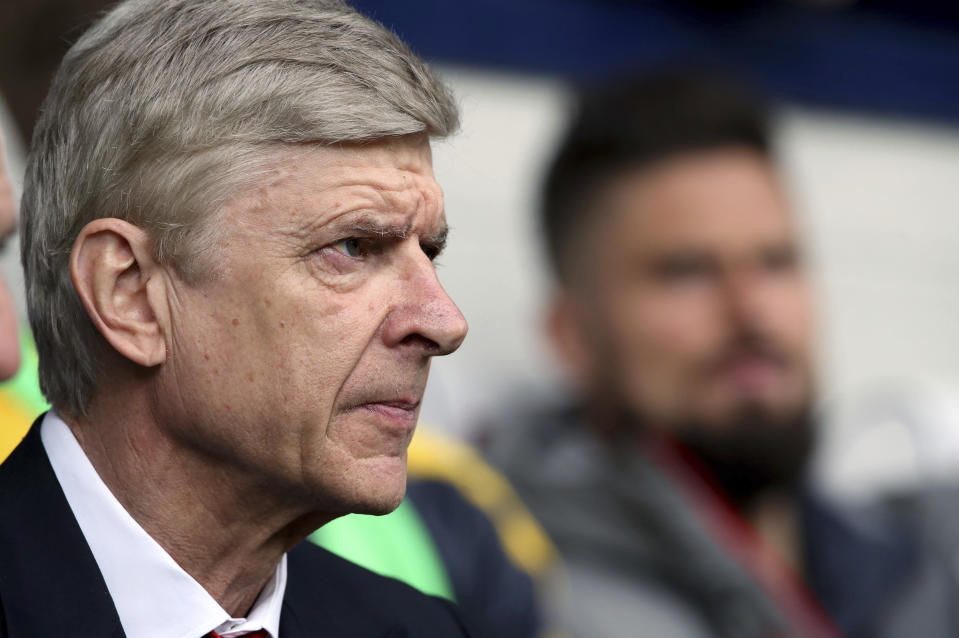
left=546, top=291, right=596, bottom=390
left=70, top=218, right=167, bottom=367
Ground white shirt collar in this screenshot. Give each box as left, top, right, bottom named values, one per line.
left=40, top=411, right=287, bottom=638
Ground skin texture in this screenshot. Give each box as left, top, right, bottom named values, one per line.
left=66, top=134, right=468, bottom=616
left=551, top=147, right=815, bottom=441
left=0, top=134, right=21, bottom=380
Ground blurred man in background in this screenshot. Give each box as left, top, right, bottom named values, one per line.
left=0, top=135, right=20, bottom=381
left=490, top=72, right=949, bottom=638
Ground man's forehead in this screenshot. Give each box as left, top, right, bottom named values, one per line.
left=306, top=134, right=435, bottom=171
left=268, top=136, right=435, bottom=184
left=602, top=151, right=792, bottom=241
left=222, top=137, right=445, bottom=237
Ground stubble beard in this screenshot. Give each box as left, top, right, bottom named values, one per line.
left=593, top=384, right=817, bottom=511
left=670, top=398, right=817, bottom=509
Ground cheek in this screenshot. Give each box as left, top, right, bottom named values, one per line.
left=764, top=281, right=815, bottom=353
left=611, top=288, right=722, bottom=371
left=788, top=286, right=815, bottom=337
left=596, top=288, right=727, bottom=418
left=257, top=291, right=387, bottom=411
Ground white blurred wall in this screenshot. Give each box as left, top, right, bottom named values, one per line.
left=781, top=112, right=959, bottom=498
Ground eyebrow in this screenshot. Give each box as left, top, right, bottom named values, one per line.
left=347, top=217, right=413, bottom=239
left=420, top=224, right=449, bottom=257
left=337, top=213, right=449, bottom=251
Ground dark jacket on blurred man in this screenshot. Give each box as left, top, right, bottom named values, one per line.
left=491, top=403, right=958, bottom=638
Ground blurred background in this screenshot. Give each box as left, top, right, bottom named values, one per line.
left=2, top=0, right=959, bottom=501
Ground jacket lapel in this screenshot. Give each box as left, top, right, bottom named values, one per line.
left=0, top=416, right=124, bottom=637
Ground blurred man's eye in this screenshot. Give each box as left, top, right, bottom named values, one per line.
left=651, top=255, right=716, bottom=282
left=761, top=245, right=799, bottom=273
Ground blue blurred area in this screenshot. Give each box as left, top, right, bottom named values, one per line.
left=351, top=0, right=959, bottom=125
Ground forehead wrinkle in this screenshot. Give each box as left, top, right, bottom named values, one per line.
left=359, top=169, right=443, bottom=221
left=263, top=181, right=387, bottom=242
left=295, top=180, right=443, bottom=241
left=318, top=163, right=437, bottom=193
left=226, top=151, right=444, bottom=244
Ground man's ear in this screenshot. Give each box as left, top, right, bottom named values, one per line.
left=545, top=291, right=595, bottom=388
left=70, top=218, right=167, bottom=367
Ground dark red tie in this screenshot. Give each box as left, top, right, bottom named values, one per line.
left=206, top=631, right=269, bottom=638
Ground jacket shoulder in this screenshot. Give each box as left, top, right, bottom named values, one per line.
left=281, top=541, right=471, bottom=638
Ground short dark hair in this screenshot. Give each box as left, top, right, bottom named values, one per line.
left=541, top=70, right=773, bottom=283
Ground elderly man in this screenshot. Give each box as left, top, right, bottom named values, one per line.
left=490, top=72, right=946, bottom=638
left=0, top=1, right=474, bottom=636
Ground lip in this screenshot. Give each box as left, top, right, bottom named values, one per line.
left=713, top=357, right=784, bottom=392
left=357, top=400, right=420, bottom=429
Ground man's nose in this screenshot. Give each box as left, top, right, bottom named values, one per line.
left=721, top=264, right=781, bottom=333
left=724, top=268, right=763, bottom=319
left=382, top=254, right=468, bottom=356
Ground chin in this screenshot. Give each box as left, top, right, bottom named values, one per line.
left=346, top=461, right=408, bottom=516
left=361, top=498, right=404, bottom=516
left=349, top=486, right=407, bottom=516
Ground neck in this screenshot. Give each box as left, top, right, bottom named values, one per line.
left=62, top=391, right=329, bottom=617
left=639, top=423, right=807, bottom=580
left=744, top=489, right=803, bottom=578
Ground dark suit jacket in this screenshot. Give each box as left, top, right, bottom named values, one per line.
left=0, top=419, right=472, bottom=637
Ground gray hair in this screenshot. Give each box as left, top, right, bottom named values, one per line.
left=21, top=0, right=458, bottom=417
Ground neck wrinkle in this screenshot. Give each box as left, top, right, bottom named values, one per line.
left=63, top=397, right=329, bottom=617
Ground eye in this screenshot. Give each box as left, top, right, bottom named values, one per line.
left=652, top=255, right=715, bottom=282
left=761, top=245, right=799, bottom=273
left=331, top=238, right=364, bottom=258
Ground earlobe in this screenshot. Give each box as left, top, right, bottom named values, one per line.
left=546, top=292, right=594, bottom=387
left=70, top=218, right=168, bottom=367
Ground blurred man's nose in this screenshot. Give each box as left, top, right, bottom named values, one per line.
left=721, top=264, right=774, bottom=329
left=382, top=250, right=468, bottom=356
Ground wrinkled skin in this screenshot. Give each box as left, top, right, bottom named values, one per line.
left=153, top=135, right=469, bottom=517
